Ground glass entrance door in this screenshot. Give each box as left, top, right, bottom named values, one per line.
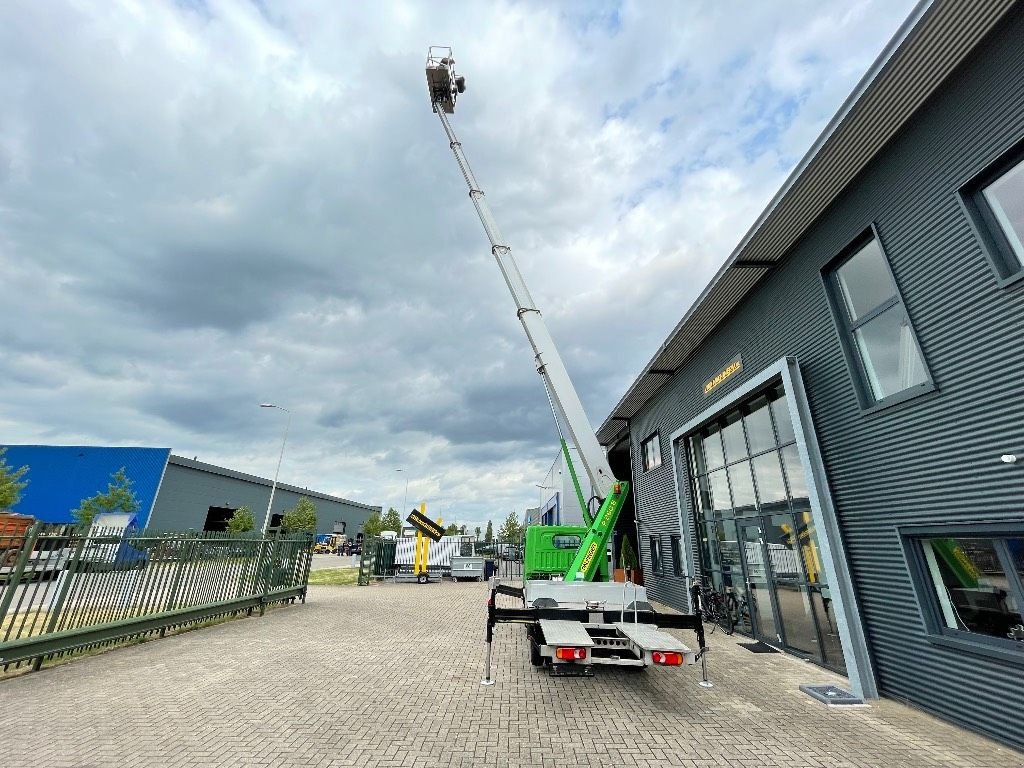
left=739, top=521, right=779, bottom=644
left=687, top=383, right=847, bottom=673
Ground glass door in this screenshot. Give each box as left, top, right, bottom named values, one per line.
left=739, top=521, right=779, bottom=644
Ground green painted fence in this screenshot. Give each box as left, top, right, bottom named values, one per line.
left=0, top=523, right=313, bottom=673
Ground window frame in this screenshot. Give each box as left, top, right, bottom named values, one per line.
left=641, top=432, right=663, bottom=472
left=822, top=225, right=935, bottom=413
left=670, top=534, right=684, bottom=577
left=650, top=535, right=663, bottom=575
left=958, top=137, right=1024, bottom=288
left=900, top=521, right=1024, bottom=666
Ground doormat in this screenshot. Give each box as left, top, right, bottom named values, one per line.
left=737, top=641, right=779, bottom=653
left=799, top=684, right=866, bottom=707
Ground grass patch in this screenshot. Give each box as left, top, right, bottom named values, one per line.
left=307, top=568, right=359, bottom=587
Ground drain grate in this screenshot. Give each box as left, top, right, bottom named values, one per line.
left=800, top=684, right=866, bottom=706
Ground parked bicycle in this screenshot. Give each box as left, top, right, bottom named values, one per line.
left=696, top=583, right=735, bottom=635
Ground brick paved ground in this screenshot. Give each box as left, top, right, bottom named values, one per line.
left=0, top=580, right=1020, bottom=768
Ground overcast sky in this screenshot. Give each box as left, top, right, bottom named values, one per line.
left=0, top=0, right=918, bottom=532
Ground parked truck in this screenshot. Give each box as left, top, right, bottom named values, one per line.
left=425, top=49, right=709, bottom=683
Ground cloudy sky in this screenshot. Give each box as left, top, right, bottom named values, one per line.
left=0, top=0, right=918, bottom=532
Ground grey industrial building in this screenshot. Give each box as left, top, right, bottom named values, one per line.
left=150, top=455, right=379, bottom=536
left=2, top=445, right=379, bottom=536
left=597, top=0, right=1024, bottom=750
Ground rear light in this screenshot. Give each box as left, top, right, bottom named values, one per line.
left=555, top=647, right=587, bottom=661
left=652, top=651, right=683, bottom=666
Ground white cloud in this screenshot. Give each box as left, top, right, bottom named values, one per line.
left=0, top=0, right=916, bottom=531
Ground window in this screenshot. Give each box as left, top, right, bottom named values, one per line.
left=671, top=535, right=684, bottom=576
left=650, top=536, right=663, bottom=574
left=962, top=146, right=1024, bottom=283
left=641, top=432, right=662, bottom=471
left=825, top=232, right=930, bottom=407
left=552, top=535, right=581, bottom=550
left=916, top=535, right=1024, bottom=647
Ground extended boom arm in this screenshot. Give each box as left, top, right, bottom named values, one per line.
left=427, top=49, right=625, bottom=581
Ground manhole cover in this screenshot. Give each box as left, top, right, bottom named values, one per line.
left=799, top=684, right=865, bottom=706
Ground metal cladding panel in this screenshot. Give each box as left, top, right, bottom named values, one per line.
left=0, top=445, right=170, bottom=524
left=149, top=459, right=378, bottom=535
left=630, top=6, right=1024, bottom=749
left=597, top=0, right=1018, bottom=447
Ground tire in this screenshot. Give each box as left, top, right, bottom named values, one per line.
left=416, top=573, right=428, bottom=584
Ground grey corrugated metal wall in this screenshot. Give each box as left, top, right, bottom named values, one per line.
left=149, top=458, right=378, bottom=535
left=628, top=5, right=1024, bottom=748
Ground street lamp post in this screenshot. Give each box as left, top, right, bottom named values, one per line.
left=260, top=403, right=292, bottom=534
left=395, top=469, right=409, bottom=514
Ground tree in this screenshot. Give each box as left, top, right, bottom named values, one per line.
left=444, top=522, right=459, bottom=535
left=0, top=448, right=29, bottom=509
left=474, top=526, right=481, bottom=540
left=72, top=467, right=140, bottom=527
left=381, top=507, right=403, bottom=534
left=226, top=506, right=255, bottom=533
left=484, top=520, right=493, bottom=544
left=498, top=511, right=522, bottom=541
left=361, top=509, right=384, bottom=538
left=620, top=536, right=638, bottom=572
left=281, top=497, right=317, bottom=534
left=459, top=524, right=467, bottom=536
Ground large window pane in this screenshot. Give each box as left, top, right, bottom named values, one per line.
left=781, top=444, right=808, bottom=501
left=854, top=306, right=929, bottom=400
left=721, top=413, right=747, bottom=463
left=689, top=435, right=706, bottom=477
left=752, top=452, right=787, bottom=504
left=744, top=397, right=776, bottom=455
left=694, top=474, right=710, bottom=517
left=703, top=428, right=725, bottom=471
left=793, top=509, right=824, bottom=584
left=728, top=460, right=757, bottom=510
left=764, top=514, right=803, bottom=582
left=716, top=519, right=741, bottom=572
left=810, top=587, right=846, bottom=671
left=770, top=394, right=796, bottom=446
left=836, top=238, right=896, bottom=321
left=982, top=159, right=1024, bottom=265
left=1010, top=538, right=1024, bottom=584
left=708, top=469, right=731, bottom=515
left=700, top=524, right=721, bottom=570
left=922, top=537, right=1023, bottom=640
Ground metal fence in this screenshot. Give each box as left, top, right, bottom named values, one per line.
left=357, top=535, right=526, bottom=585
left=0, top=523, right=313, bottom=673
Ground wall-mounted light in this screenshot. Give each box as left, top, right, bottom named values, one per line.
left=1000, top=454, right=1018, bottom=464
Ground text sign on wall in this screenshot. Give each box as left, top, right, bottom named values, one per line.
left=703, top=355, right=743, bottom=396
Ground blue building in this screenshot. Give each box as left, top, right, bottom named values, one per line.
left=1, top=445, right=169, bottom=525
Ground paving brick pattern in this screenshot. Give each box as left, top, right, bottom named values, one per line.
left=0, top=581, right=1020, bottom=767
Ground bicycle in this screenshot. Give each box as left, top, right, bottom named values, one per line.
left=696, top=583, right=735, bottom=635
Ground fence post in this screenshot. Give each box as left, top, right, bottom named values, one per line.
left=0, top=521, right=43, bottom=627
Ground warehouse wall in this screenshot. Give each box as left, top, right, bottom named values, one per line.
left=148, top=456, right=379, bottom=536
left=629, top=6, right=1024, bottom=748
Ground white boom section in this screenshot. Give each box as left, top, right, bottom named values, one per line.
left=429, top=73, right=615, bottom=499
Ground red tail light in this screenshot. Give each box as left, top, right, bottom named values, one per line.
left=652, top=651, right=683, bottom=666
left=555, top=647, right=587, bottom=661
